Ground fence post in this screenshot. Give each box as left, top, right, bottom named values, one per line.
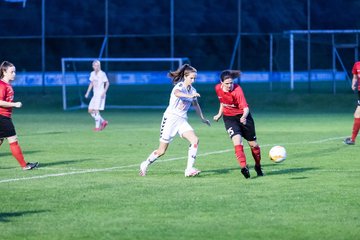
left=290, top=33, right=294, bottom=91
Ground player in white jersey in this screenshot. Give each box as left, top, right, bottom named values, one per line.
left=140, top=64, right=210, bottom=177
left=85, top=60, right=110, bottom=131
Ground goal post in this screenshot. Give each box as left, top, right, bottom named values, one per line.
left=61, top=57, right=190, bottom=110
left=286, top=29, right=360, bottom=92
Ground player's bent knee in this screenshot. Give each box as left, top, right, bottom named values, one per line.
left=354, top=106, right=360, bottom=117
left=191, top=137, right=199, bottom=146
left=7, top=135, right=18, bottom=143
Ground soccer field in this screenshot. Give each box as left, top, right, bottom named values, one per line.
left=0, top=107, right=359, bottom=240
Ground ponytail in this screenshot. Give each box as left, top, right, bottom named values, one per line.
left=167, top=64, right=197, bottom=85
left=220, top=70, right=241, bottom=82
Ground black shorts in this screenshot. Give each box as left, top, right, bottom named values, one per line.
left=357, top=91, right=360, bottom=106
left=223, top=113, right=257, bottom=141
left=0, top=115, right=16, bottom=138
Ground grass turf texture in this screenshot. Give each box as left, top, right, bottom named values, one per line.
left=0, top=83, right=360, bottom=239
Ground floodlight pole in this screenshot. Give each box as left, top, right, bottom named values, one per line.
left=104, top=0, right=109, bottom=71
left=332, top=34, right=336, bottom=94
left=105, top=0, right=108, bottom=58
left=237, top=0, right=242, bottom=70
left=41, top=0, right=46, bottom=94
left=356, top=34, right=359, bottom=61
left=290, top=33, right=294, bottom=91
left=269, top=34, right=273, bottom=91
left=307, top=0, right=311, bottom=93
left=170, top=0, right=174, bottom=70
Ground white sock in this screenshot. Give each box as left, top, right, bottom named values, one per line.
left=91, top=112, right=101, bottom=128
left=98, top=113, right=104, bottom=124
left=187, top=144, right=198, bottom=170
left=145, top=151, right=159, bottom=165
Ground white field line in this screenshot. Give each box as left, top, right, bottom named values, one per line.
left=0, top=136, right=348, bottom=184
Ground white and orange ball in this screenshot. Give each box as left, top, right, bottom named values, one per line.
left=269, top=146, right=286, bottom=163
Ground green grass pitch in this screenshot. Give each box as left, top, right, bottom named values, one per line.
left=0, top=83, right=360, bottom=240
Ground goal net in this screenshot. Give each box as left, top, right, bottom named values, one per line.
left=61, top=57, right=190, bottom=110
left=286, top=30, right=360, bottom=92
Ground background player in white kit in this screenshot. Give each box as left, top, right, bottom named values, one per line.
left=85, top=60, right=110, bottom=131
left=140, top=64, right=210, bottom=177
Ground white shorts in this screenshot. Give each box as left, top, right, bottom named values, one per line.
left=88, top=95, right=106, bottom=110
left=159, top=113, right=194, bottom=143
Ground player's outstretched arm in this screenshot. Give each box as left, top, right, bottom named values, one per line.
left=352, top=74, right=357, bottom=91
left=240, top=107, right=250, bottom=125
left=102, top=81, right=110, bottom=98
left=85, top=82, right=94, bottom=98
left=193, top=99, right=210, bottom=126
left=0, top=100, right=22, bottom=108
left=213, top=103, right=223, bottom=122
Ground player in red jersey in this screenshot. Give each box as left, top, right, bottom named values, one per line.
left=344, top=61, right=360, bottom=145
left=0, top=61, right=38, bottom=170
left=213, top=70, right=263, bottom=178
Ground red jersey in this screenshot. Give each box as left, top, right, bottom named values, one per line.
left=215, top=83, right=248, bottom=116
left=351, top=61, right=360, bottom=91
left=0, top=80, right=14, bottom=118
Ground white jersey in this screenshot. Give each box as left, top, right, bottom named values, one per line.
left=89, top=70, right=108, bottom=96
left=164, top=82, right=197, bottom=119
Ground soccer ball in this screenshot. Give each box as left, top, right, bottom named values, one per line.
left=269, top=146, right=286, bottom=163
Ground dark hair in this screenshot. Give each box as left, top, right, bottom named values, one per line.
left=0, top=61, right=15, bottom=79
left=220, top=70, right=241, bottom=82
left=167, top=64, right=197, bottom=85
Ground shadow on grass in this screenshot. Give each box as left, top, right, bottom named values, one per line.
left=201, top=162, right=280, bottom=175
left=39, top=158, right=98, bottom=167
left=266, top=167, right=319, bottom=176
left=0, top=210, right=49, bottom=223
left=202, top=166, right=319, bottom=178
left=202, top=167, right=240, bottom=175
left=289, top=176, right=308, bottom=180
left=0, top=150, right=41, bottom=158
left=0, top=150, right=42, bottom=169
left=28, top=131, right=67, bottom=136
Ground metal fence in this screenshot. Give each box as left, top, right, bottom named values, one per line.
left=0, top=0, right=358, bottom=93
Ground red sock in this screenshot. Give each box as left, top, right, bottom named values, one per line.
left=235, top=145, right=247, bottom=168
left=351, top=118, right=360, bottom=142
left=251, top=146, right=261, bottom=166
left=10, top=142, right=27, bottom=168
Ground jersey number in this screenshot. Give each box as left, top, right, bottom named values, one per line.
left=227, top=127, right=234, bottom=137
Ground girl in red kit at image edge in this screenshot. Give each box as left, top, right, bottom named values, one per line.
left=0, top=61, right=38, bottom=170
left=344, top=61, right=360, bottom=145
